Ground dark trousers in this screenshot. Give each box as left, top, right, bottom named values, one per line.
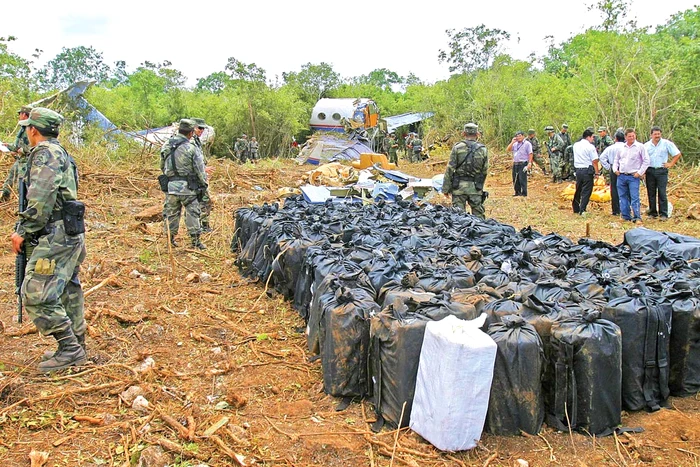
left=610, top=171, right=620, bottom=215
left=573, top=166, right=594, bottom=214
left=645, top=167, right=669, bottom=217
left=512, top=162, right=528, bottom=196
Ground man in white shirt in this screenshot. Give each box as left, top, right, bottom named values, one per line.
left=571, top=129, right=600, bottom=216
left=599, top=130, right=625, bottom=216
left=644, top=126, right=682, bottom=220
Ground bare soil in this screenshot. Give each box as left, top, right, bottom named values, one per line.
left=1, top=149, right=699, bottom=467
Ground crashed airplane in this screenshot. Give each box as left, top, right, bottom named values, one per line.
left=29, top=81, right=214, bottom=147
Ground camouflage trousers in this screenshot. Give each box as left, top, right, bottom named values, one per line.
left=561, top=153, right=575, bottom=180
left=199, top=190, right=212, bottom=227
left=21, top=221, right=86, bottom=336
left=2, top=158, right=21, bottom=194
left=164, top=194, right=201, bottom=237
left=453, top=194, right=485, bottom=219
left=550, top=153, right=564, bottom=181
left=389, top=150, right=398, bottom=165
left=532, top=153, right=548, bottom=174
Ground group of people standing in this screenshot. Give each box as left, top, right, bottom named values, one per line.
left=574, top=126, right=681, bottom=222
left=233, top=134, right=259, bottom=163
left=442, top=121, right=682, bottom=224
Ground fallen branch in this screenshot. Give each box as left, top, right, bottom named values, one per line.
left=73, top=415, right=106, bottom=426
left=210, top=435, right=247, bottom=466
left=264, top=415, right=298, bottom=441
left=390, top=401, right=407, bottom=467
left=84, top=274, right=119, bottom=298
left=160, top=413, right=192, bottom=441
left=5, top=324, right=38, bottom=337
left=150, top=436, right=209, bottom=461
left=482, top=451, right=498, bottom=467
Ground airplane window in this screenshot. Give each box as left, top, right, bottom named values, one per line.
left=318, top=112, right=326, bottom=120
left=332, top=113, right=341, bottom=120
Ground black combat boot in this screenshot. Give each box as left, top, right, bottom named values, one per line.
left=170, top=235, right=179, bottom=247
left=42, top=332, right=86, bottom=361
left=38, top=328, right=87, bottom=373
left=201, top=222, right=213, bottom=233
left=190, top=234, right=207, bottom=250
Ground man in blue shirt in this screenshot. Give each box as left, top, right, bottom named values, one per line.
left=506, top=131, right=533, bottom=197
left=644, top=126, right=681, bottom=220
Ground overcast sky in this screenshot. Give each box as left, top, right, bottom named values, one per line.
left=3, top=0, right=697, bottom=86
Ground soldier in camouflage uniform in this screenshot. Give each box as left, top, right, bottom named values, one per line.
left=234, top=134, right=250, bottom=163
left=443, top=123, right=488, bottom=219
left=161, top=119, right=208, bottom=249
left=411, top=133, right=423, bottom=162
left=527, top=129, right=547, bottom=175
left=544, top=125, right=566, bottom=183
left=596, top=126, right=614, bottom=155
left=404, top=133, right=413, bottom=162
left=191, top=118, right=214, bottom=233
left=10, top=108, right=87, bottom=373
left=2, top=105, right=33, bottom=202
left=387, top=133, right=399, bottom=166
left=560, top=123, right=574, bottom=180
left=249, top=137, right=259, bottom=162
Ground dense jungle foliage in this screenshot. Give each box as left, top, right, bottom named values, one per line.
left=1, top=3, right=698, bottom=162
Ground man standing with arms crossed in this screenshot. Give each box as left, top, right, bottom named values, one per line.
left=613, top=129, right=650, bottom=223
left=571, top=129, right=600, bottom=216
left=506, top=131, right=533, bottom=197
left=443, top=123, right=488, bottom=219
left=644, top=126, right=681, bottom=221
left=10, top=108, right=87, bottom=372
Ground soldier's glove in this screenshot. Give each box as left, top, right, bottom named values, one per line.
left=481, top=191, right=489, bottom=203
left=1, top=189, right=10, bottom=202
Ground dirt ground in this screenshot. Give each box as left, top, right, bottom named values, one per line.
left=1, top=148, right=699, bottom=467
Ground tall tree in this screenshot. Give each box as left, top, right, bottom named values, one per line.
left=35, top=46, right=111, bottom=90
left=282, top=62, right=341, bottom=104
left=438, top=25, right=511, bottom=74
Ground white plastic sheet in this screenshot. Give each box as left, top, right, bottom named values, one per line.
left=410, top=314, right=496, bottom=451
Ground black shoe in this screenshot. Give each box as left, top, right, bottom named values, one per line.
left=190, top=235, right=207, bottom=250
left=201, top=225, right=214, bottom=233
left=38, top=329, right=86, bottom=373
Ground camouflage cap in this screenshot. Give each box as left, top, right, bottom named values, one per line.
left=515, top=130, right=524, bottom=136
left=463, top=122, right=478, bottom=135
left=586, top=126, right=594, bottom=132
left=179, top=118, right=197, bottom=132
left=598, top=126, right=607, bottom=132
left=19, top=107, right=64, bottom=132
left=544, top=125, right=554, bottom=132
left=562, top=124, right=568, bottom=129
left=528, top=128, right=536, bottom=134
left=18, top=105, right=34, bottom=115
left=191, top=117, right=206, bottom=128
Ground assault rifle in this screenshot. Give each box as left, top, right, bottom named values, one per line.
left=15, top=177, right=27, bottom=323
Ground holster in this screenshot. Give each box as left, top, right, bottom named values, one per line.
left=62, top=200, right=86, bottom=236
left=158, top=174, right=169, bottom=192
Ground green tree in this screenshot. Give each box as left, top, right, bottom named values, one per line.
left=353, top=68, right=403, bottom=91
left=196, top=71, right=233, bottom=93
left=35, top=46, right=111, bottom=90
left=438, top=25, right=511, bottom=74
left=282, top=62, right=341, bottom=104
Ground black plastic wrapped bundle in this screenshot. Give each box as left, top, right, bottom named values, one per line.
left=486, top=315, right=545, bottom=435
left=549, top=311, right=622, bottom=435
left=602, top=286, right=672, bottom=411
left=666, top=282, right=700, bottom=396
left=319, top=285, right=380, bottom=397
left=482, top=297, right=524, bottom=328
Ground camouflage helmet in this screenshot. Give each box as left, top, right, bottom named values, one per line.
left=19, top=107, right=64, bottom=132
left=544, top=125, right=555, bottom=132
left=562, top=123, right=569, bottom=129
left=527, top=128, right=536, bottom=135
left=191, top=118, right=206, bottom=128
left=463, top=122, right=478, bottom=135
left=18, top=105, right=33, bottom=115
left=178, top=118, right=197, bottom=132
left=598, top=126, right=607, bottom=132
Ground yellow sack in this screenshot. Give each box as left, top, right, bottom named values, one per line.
left=560, top=183, right=576, bottom=200
left=594, top=177, right=606, bottom=187
left=590, top=186, right=611, bottom=202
